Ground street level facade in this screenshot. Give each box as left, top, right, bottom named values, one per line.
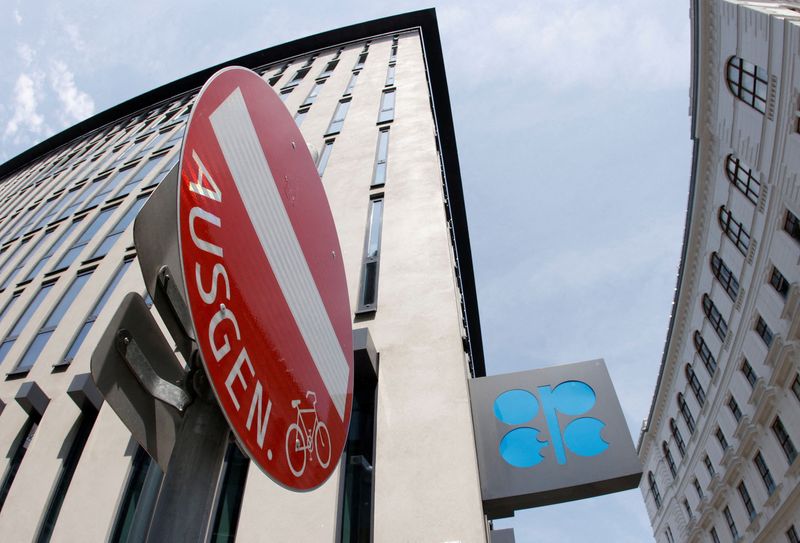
left=638, top=1, right=800, bottom=542
left=0, top=11, right=491, bottom=542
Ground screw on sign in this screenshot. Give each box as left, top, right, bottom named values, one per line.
left=178, top=67, right=353, bottom=490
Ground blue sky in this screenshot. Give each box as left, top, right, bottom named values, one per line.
left=1, top=1, right=691, bottom=540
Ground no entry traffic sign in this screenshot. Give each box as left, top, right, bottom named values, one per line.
left=178, top=67, right=353, bottom=490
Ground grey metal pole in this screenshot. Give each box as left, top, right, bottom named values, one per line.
left=145, top=366, right=229, bottom=543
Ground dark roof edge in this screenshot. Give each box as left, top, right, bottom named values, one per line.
left=637, top=0, right=701, bottom=452
left=0, top=8, right=487, bottom=377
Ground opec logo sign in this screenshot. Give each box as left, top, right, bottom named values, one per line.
left=494, top=381, right=607, bottom=468
left=469, top=359, right=642, bottom=519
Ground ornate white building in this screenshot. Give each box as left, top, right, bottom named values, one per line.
left=638, top=1, right=800, bottom=542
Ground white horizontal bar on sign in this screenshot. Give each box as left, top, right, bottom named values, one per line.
left=209, top=87, right=349, bottom=419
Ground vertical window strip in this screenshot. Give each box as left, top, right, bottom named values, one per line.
left=53, top=204, right=118, bottom=271
left=678, top=393, right=696, bottom=434
left=662, top=441, right=677, bottom=478
left=326, top=99, right=351, bottom=136
left=693, top=477, right=703, bottom=499
left=377, top=89, right=396, bottom=123
left=24, top=220, right=83, bottom=283
left=702, top=294, right=728, bottom=340
left=704, top=454, right=715, bottom=477
left=648, top=472, right=661, bottom=508
left=710, top=527, right=721, bottom=543
left=671, top=418, right=686, bottom=457
left=0, top=238, right=31, bottom=281
left=727, top=395, right=742, bottom=422
left=741, top=359, right=758, bottom=387
left=302, top=80, right=325, bottom=106
left=372, top=129, right=390, bottom=187
left=344, top=71, right=359, bottom=96
left=209, top=442, right=251, bottom=543
left=317, top=140, right=334, bottom=177
left=90, top=196, right=148, bottom=260
left=61, top=259, right=132, bottom=365
left=772, top=417, right=798, bottom=464
left=14, top=269, right=93, bottom=373
left=2, top=230, right=55, bottom=289
left=357, top=198, right=385, bottom=312
left=385, top=63, right=396, bottom=87
left=0, top=416, right=39, bottom=512
left=737, top=481, right=756, bottom=521
left=35, top=407, right=99, bottom=543
left=114, top=153, right=165, bottom=198
left=110, top=446, right=164, bottom=543
left=753, top=451, right=776, bottom=495
left=0, top=282, right=55, bottom=366
left=715, top=427, right=729, bottom=451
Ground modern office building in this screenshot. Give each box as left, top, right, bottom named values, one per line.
left=0, top=10, right=494, bottom=542
left=638, top=1, right=800, bottom=542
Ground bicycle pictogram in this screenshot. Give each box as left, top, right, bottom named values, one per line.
left=285, top=391, right=332, bottom=477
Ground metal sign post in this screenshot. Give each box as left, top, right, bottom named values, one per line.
left=91, top=66, right=355, bottom=540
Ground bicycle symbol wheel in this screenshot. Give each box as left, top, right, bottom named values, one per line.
left=285, top=423, right=307, bottom=477
left=314, top=422, right=331, bottom=468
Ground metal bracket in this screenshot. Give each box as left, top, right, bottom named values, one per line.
left=117, top=329, right=192, bottom=412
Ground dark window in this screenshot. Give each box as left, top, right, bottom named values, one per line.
left=710, top=252, right=739, bottom=300
left=663, top=441, right=677, bottom=477
left=671, top=418, right=686, bottom=457
left=755, top=316, right=774, bottom=347
left=686, top=364, right=706, bottom=406
left=377, top=89, right=396, bottom=124
left=793, top=374, right=800, bottom=402
left=719, top=206, right=750, bottom=255
left=702, top=294, right=728, bottom=341
left=753, top=450, right=776, bottom=495
left=354, top=52, right=368, bottom=70
left=317, top=140, right=334, bottom=177
left=35, top=408, right=99, bottom=542
left=724, top=505, right=739, bottom=539
left=372, top=128, right=390, bottom=187
left=268, top=64, right=289, bottom=86
left=727, top=395, right=742, bottom=423
left=665, top=526, right=674, bottom=543
left=704, top=454, right=715, bottom=477
left=788, top=525, right=799, bottom=543
left=683, top=499, right=692, bottom=519
left=710, top=527, right=721, bottom=543
left=726, top=56, right=768, bottom=113
left=0, top=282, right=55, bottom=365
left=279, top=88, right=293, bottom=102
left=318, top=59, right=339, bottom=79
left=53, top=205, right=118, bottom=271
left=326, top=99, right=351, bottom=136
left=769, top=266, right=790, bottom=298
left=772, top=417, right=798, bottom=464
left=357, top=198, right=384, bottom=312
left=110, top=446, right=163, bottom=543
left=785, top=210, right=800, bottom=242
left=741, top=359, right=758, bottom=388
left=90, top=197, right=147, bottom=260
left=81, top=171, right=119, bottom=211
left=678, top=393, right=696, bottom=434
left=715, top=427, right=729, bottom=452
left=209, top=442, right=250, bottom=543
left=693, top=477, right=703, bottom=499
left=648, top=471, right=661, bottom=508
left=0, top=416, right=39, bottom=512
left=283, top=66, right=311, bottom=89
left=62, top=259, right=132, bottom=365
left=14, top=269, right=93, bottom=373
left=737, top=481, right=756, bottom=521
left=725, top=155, right=761, bottom=204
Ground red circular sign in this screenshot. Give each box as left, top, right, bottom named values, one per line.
left=177, top=67, right=353, bottom=489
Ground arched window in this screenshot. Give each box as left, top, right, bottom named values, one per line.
left=718, top=206, right=750, bottom=254
left=686, top=364, right=706, bottom=407
left=648, top=471, right=662, bottom=509
left=702, top=293, right=728, bottom=341
left=663, top=441, right=677, bottom=478
left=726, top=56, right=768, bottom=113
left=725, top=155, right=760, bottom=204
left=693, top=331, right=717, bottom=375
left=710, top=252, right=740, bottom=301
left=670, top=418, right=686, bottom=457
left=678, top=393, right=696, bottom=434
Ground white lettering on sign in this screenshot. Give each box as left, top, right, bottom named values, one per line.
left=185, top=151, right=274, bottom=460
left=208, top=87, right=349, bottom=419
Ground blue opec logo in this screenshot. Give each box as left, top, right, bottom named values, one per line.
left=493, top=380, right=609, bottom=468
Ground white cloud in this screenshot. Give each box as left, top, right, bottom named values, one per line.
left=48, top=60, right=95, bottom=126
left=16, top=43, right=35, bottom=65
left=4, top=72, right=46, bottom=140
left=13, top=9, right=22, bottom=25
